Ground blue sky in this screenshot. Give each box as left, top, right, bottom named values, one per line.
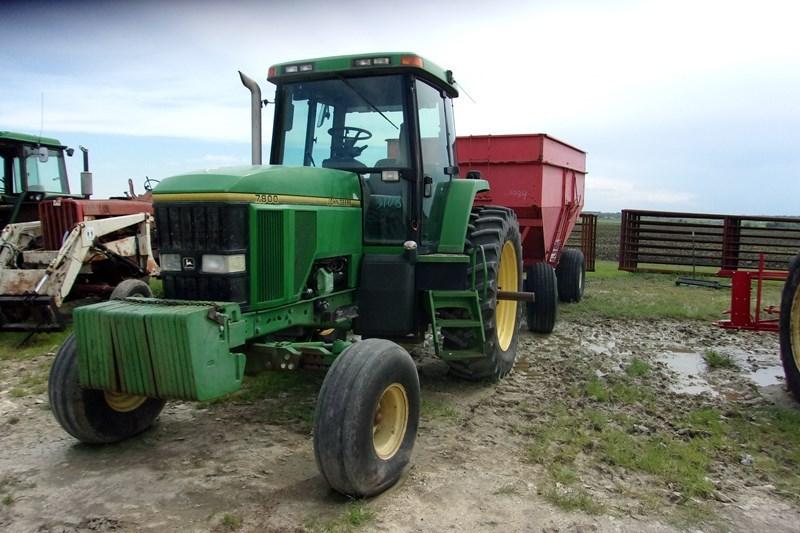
left=2, top=0, right=798, bottom=214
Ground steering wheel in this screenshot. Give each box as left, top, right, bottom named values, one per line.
left=328, top=126, right=373, bottom=143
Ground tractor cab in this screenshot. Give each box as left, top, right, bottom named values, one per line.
left=0, top=131, right=75, bottom=227
left=267, top=54, right=459, bottom=251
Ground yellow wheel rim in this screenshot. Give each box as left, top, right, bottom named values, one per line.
left=792, top=282, right=800, bottom=369
left=495, top=240, right=520, bottom=351
left=373, top=383, right=409, bottom=460
left=104, top=391, right=147, bottom=413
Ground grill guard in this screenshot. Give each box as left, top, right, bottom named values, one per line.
left=155, top=203, right=249, bottom=305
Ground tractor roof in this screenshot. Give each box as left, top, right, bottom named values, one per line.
left=0, top=131, right=63, bottom=148
left=267, top=52, right=458, bottom=97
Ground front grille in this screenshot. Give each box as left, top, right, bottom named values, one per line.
left=255, top=210, right=283, bottom=302
left=39, top=200, right=82, bottom=249
left=155, top=203, right=249, bottom=306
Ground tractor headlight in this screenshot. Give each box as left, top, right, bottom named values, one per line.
left=160, top=253, right=181, bottom=271
left=202, top=254, right=246, bottom=274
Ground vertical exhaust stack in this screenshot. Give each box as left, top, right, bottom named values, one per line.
left=79, top=145, right=93, bottom=198
left=239, top=71, right=262, bottom=166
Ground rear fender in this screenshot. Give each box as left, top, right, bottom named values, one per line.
left=437, top=179, right=490, bottom=253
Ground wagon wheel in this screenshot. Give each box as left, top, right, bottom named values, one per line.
left=556, top=248, right=586, bottom=303
left=780, top=254, right=800, bottom=401
left=525, top=262, right=558, bottom=333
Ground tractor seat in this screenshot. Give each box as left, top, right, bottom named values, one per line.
left=322, top=157, right=367, bottom=170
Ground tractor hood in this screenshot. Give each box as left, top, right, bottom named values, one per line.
left=152, top=165, right=362, bottom=206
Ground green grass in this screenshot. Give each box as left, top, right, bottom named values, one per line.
left=421, top=397, right=460, bottom=419
left=526, top=370, right=800, bottom=510
left=344, top=501, right=375, bottom=527
left=0, top=330, right=70, bottom=362
left=220, top=513, right=241, bottom=530
left=542, top=484, right=605, bottom=515
left=625, top=358, right=652, bottom=377
left=703, top=350, right=737, bottom=369
left=584, top=375, right=653, bottom=406
left=2, top=494, right=13, bottom=506
left=560, top=260, right=783, bottom=321
left=492, top=484, right=522, bottom=496
left=308, top=501, right=375, bottom=533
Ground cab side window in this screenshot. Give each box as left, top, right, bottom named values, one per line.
left=415, top=80, right=455, bottom=245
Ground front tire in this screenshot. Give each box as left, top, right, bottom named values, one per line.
left=314, top=339, right=420, bottom=497
left=443, top=206, right=523, bottom=381
left=49, top=334, right=165, bottom=444
left=111, top=279, right=153, bottom=300
left=780, top=254, right=800, bottom=402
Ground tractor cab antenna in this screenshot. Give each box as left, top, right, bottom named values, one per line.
left=38, top=92, right=45, bottom=142
left=453, top=81, right=476, bottom=104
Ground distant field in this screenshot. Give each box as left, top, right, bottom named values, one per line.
left=595, top=219, right=620, bottom=262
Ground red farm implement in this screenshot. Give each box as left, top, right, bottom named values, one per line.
left=618, top=209, right=800, bottom=332
left=457, top=134, right=587, bottom=333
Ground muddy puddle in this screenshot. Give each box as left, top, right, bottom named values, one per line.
left=659, top=345, right=784, bottom=397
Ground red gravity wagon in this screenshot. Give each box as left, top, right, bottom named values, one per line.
left=457, top=133, right=587, bottom=333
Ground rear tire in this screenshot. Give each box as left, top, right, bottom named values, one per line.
left=525, top=263, right=558, bottom=333
left=443, top=206, right=523, bottom=381
left=556, top=248, right=586, bottom=303
left=110, top=279, right=152, bottom=300
left=49, top=334, right=165, bottom=444
left=780, top=254, right=800, bottom=402
left=314, top=339, right=420, bottom=497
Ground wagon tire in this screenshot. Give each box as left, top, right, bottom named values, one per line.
left=525, top=262, right=558, bottom=333
left=110, top=279, right=152, bottom=300
left=780, top=254, right=800, bottom=402
left=556, top=248, right=585, bottom=303
left=442, top=206, right=523, bottom=381
left=49, top=334, right=165, bottom=444
left=314, top=339, right=420, bottom=497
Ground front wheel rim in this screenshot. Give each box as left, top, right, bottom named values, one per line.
left=373, top=383, right=409, bottom=460
left=104, top=391, right=147, bottom=412
left=496, top=241, right=519, bottom=351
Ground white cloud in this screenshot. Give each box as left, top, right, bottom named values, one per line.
left=585, top=176, right=695, bottom=212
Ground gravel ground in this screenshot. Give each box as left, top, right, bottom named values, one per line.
left=0, top=314, right=798, bottom=532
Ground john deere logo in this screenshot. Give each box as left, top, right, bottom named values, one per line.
left=182, top=257, right=196, bottom=270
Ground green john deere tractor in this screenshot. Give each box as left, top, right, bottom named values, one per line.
left=49, top=53, right=530, bottom=496
left=780, top=254, right=800, bottom=402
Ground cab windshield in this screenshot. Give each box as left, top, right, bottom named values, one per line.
left=277, top=75, right=409, bottom=171
left=0, top=146, right=69, bottom=195
left=23, top=148, right=69, bottom=194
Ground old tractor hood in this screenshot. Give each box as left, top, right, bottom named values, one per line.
left=152, top=165, right=362, bottom=207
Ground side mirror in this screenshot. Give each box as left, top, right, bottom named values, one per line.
left=66, top=147, right=75, bottom=157
left=465, top=170, right=481, bottom=180
left=37, top=146, right=49, bottom=163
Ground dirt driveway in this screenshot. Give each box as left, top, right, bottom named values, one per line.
left=1, top=316, right=798, bottom=533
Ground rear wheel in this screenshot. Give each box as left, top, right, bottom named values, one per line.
left=556, top=248, right=585, bottom=303
left=49, top=334, right=165, bottom=444
left=525, top=263, right=558, bottom=333
left=780, top=255, right=800, bottom=402
left=314, top=339, right=420, bottom=497
left=443, top=206, right=523, bottom=381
